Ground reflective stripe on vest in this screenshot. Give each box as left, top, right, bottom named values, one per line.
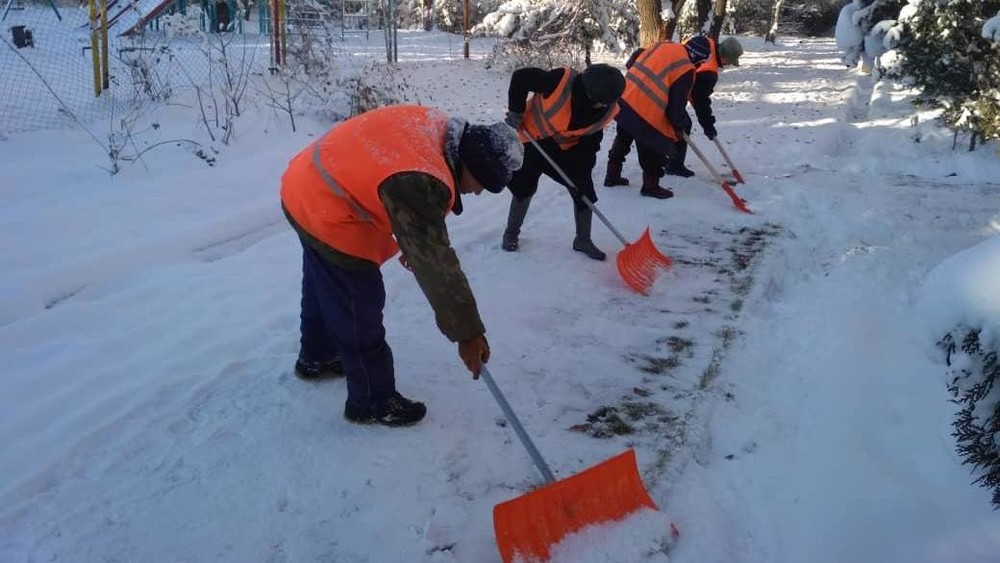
left=280, top=105, right=457, bottom=265
left=522, top=68, right=576, bottom=141
left=621, top=42, right=695, bottom=142
left=627, top=42, right=692, bottom=108
left=311, top=137, right=373, bottom=224
left=521, top=67, right=619, bottom=150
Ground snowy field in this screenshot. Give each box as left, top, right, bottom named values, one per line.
left=3, top=28, right=1000, bottom=563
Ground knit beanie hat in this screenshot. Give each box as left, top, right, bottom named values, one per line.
left=684, top=36, right=712, bottom=66
left=458, top=122, right=524, bottom=193
left=718, top=37, right=744, bottom=66
left=580, top=64, right=626, bottom=105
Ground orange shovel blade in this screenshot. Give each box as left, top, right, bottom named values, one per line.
left=616, top=228, right=673, bottom=295
left=493, top=449, right=658, bottom=563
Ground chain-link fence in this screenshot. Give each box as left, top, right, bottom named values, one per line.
left=1, top=0, right=410, bottom=144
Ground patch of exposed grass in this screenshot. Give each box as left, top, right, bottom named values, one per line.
left=664, top=335, right=694, bottom=356
left=730, top=298, right=744, bottom=313
left=636, top=354, right=682, bottom=374
left=718, top=325, right=740, bottom=349
left=699, top=351, right=723, bottom=390
left=570, top=406, right=635, bottom=438
left=620, top=401, right=665, bottom=420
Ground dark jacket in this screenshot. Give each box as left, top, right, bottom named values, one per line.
left=508, top=67, right=606, bottom=169
left=690, top=67, right=719, bottom=134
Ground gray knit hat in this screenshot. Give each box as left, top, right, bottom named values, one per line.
left=718, top=37, right=744, bottom=67
left=459, top=122, right=524, bottom=193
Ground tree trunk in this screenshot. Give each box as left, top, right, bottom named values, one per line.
left=696, top=0, right=712, bottom=33
left=638, top=0, right=665, bottom=47
left=709, top=0, right=727, bottom=40
left=662, top=0, right=688, bottom=41
left=422, top=0, right=433, bottom=31
left=765, top=0, right=785, bottom=43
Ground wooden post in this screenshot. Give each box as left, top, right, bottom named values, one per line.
left=462, top=0, right=469, bottom=59
left=100, top=0, right=109, bottom=90
left=88, top=0, right=101, bottom=96
left=271, top=0, right=282, bottom=66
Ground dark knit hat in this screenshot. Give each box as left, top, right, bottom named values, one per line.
left=684, top=36, right=712, bottom=66
left=459, top=122, right=524, bottom=193
left=581, top=64, right=626, bottom=105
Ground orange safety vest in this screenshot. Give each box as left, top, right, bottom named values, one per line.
left=280, top=105, right=457, bottom=265
left=620, top=42, right=695, bottom=142
left=520, top=67, right=619, bottom=150
left=687, top=36, right=720, bottom=77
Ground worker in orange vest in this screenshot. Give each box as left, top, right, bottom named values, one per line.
left=501, top=64, right=626, bottom=261
left=280, top=105, right=524, bottom=427
left=603, top=37, right=709, bottom=199
left=604, top=36, right=743, bottom=187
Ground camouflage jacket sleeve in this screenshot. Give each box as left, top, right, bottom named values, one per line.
left=379, top=173, right=486, bottom=343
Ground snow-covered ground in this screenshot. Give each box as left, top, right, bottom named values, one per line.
left=3, top=29, right=1000, bottom=563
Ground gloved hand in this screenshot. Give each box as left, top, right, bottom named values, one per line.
left=505, top=111, right=524, bottom=130
left=704, top=124, right=717, bottom=140
left=458, top=334, right=490, bottom=379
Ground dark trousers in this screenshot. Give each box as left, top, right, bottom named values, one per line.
left=608, top=122, right=678, bottom=178
left=298, top=241, right=395, bottom=411
left=508, top=141, right=597, bottom=209
left=607, top=122, right=635, bottom=166
left=637, top=141, right=669, bottom=178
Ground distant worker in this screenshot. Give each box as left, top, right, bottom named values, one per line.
left=501, top=63, right=626, bottom=261
left=604, top=36, right=744, bottom=193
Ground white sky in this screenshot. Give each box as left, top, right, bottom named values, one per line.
left=2, top=17, right=1000, bottom=563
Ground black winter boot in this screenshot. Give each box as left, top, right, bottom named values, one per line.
left=344, top=392, right=427, bottom=427
left=603, top=161, right=630, bottom=187
left=572, top=207, right=607, bottom=261
left=640, top=173, right=674, bottom=199
left=502, top=196, right=532, bottom=251
left=295, top=357, right=344, bottom=380
left=665, top=142, right=695, bottom=177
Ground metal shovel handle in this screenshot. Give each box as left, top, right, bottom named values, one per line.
left=525, top=136, right=631, bottom=248
left=480, top=365, right=557, bottom=484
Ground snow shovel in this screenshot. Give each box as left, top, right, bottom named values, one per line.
left=683, top=133, right=753, bottom=214
left=525, top=137, right=672, bottom=295
left=712, top=137, right=746, bottom=184
left=480, top=365, right=659, bottom=563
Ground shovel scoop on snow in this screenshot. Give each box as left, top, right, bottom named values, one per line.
left=481, top=367, right=660, bottom=562
left=526, top=137, right=672, bottom=295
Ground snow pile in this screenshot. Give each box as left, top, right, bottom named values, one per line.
left=984, top=12, right=1000, bottom=41
left=917, top=235, right=1000, bottom=346
left=514, top=508, right=677, bottom=563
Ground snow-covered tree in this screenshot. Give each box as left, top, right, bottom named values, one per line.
left=835, top=0, right=906, bottom=70
left=475, top=0, right=627, bottom=68
left=434, top=0, right=502, bottom=33
left=940, top=329, right=1000, bottom=509
left=891, top=0, right=1000, bottom=149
